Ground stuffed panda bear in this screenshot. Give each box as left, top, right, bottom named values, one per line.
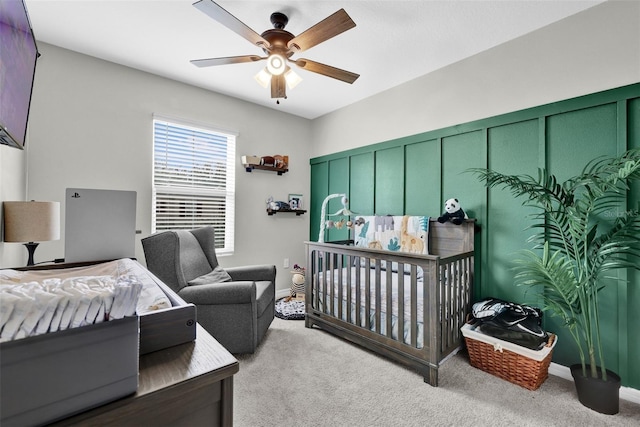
left=437, top=198, right=468, bottom=225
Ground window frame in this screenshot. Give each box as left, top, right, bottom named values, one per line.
left=152, top=115, right=236, bottom=255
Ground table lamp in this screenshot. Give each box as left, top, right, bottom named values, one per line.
left=3, top=200, right=60, bottom=266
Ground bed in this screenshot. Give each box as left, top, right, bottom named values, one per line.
left=305, top=218, right=475, bottom=386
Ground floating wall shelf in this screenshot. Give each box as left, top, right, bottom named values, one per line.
left=267, top=208, right=306, bottom=216
left=244, top=164, right=288, bottom=175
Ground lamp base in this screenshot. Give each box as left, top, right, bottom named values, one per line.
left=23, top=242, right=39, bottom=266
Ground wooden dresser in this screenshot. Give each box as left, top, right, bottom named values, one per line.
left=49, top=324, right=239, bottom=426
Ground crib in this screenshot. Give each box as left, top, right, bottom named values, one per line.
left=305, top=219, right=475, bottom=386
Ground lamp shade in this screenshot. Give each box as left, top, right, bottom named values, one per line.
left=3, top=201, right=60, bottom=243
left=284, top=68, right=302, bottom=90
left=254, top=67, right=271, bottom=88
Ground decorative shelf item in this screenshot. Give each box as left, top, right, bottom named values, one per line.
left=267, top=208, right=306, bottom=216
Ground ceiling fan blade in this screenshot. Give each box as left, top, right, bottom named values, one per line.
left=292, top=59, right=359, bottom=84
left=271, top=74, right=286, bottom=98
left=193, top=0, right=270, bottom=49
left=191, top=55, right=264, bottom=67
left=287, top=9, right=356, bottom=53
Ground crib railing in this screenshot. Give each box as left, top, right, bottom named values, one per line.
left=305, top=241, right=474, bottom=380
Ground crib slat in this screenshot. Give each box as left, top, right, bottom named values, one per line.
left=310, top=250, right=317, bottom=310
left=346, top=256, right=353, bottom=324
left=316, top=250, right=323, bottom=311
left=453, top=259, right=461, bottom=348
left=355, top=258, right=362, bottom=327
left=324, top=251, right=331, bottom=314
left=386, top=267, right=393, bottom=338
left=364, top=258, right=371, bottom=330
left=446, top=261, right=451, bottom=350
left=319, top=251, right=325, bottom=313
left=337, top=253, right=344, bottom=320
left=446, top=262, right=453, bottom=350
left=374, top=260, right=382, bottom=334
left=397, top=263, right=405, bottom=345
left=410, top=269, right=418, bottom=348
left=330, top=252, right=336, bottom=316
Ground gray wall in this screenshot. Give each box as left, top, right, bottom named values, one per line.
left=0, top=144, right=27, bottom=268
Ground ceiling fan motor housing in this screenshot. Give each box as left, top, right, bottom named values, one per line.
left=260, top=12, right=296, bottom=58
left=261, top=29, right=294, bottom=57
left=270, top=12, right=288, bottom=30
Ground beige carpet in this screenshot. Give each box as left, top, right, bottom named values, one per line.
left=234, top=317, right=640, bottom=426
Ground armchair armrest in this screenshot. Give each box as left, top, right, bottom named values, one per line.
left=225, top=264, right=276, bottom=283
left=179, top=281, right=256, bottom=305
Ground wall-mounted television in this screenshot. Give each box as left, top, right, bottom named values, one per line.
left=0, top=0, right=39, bottom=150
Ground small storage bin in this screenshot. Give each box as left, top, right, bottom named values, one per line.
left=460, top=322, right=557, bottom=390
left=8, top=259, right=197, bottom=355
left=0, top=316, right=139, bottom=427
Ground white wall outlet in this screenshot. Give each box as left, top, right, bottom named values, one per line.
left=283, top=258, right=290, bottom=268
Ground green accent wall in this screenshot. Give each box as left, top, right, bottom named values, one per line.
left=310, top=83, right=640, bottom=388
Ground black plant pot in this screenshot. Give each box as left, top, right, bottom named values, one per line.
left=570, top=364, right=621, bottom=415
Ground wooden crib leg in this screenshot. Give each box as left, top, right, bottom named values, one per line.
left=423, top=367, right=439, bottom=387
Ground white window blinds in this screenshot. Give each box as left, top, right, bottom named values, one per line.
left=152, top=116, right=236, bottom=254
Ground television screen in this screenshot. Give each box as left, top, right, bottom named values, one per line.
left=0, top=0, right=39, bottom=150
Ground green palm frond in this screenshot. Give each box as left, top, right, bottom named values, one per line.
left=469, top=168, right=575, bottom=208
left=569, top=148, right=640, bottom=190
left=590, top=216, right=640, bottom=277
left=514, top=246, right=580, bottom=317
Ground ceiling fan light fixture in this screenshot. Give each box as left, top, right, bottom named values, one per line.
left=254, top=68, right=271, bottom=88
left=191, top=2, right=359, bottom=101
left=266, top=54, right=286, bottom=76
left=284, top=68, right=302, bottom=90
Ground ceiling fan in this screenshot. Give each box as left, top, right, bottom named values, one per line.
left=190, top=0, right=360, bottom=100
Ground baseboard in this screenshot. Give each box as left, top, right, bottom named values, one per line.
left=549, top=363, right=640, bottom=404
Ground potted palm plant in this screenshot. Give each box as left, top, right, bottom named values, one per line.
left=470, top=148, right=640, bottom=414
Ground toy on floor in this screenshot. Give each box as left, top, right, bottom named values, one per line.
left=285, top=264, right=305, bottom=302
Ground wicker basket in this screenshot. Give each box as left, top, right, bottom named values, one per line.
left=461, top=323, right=557, bottom=390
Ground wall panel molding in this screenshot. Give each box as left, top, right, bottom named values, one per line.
left=310, top=82, right=640, bottom=388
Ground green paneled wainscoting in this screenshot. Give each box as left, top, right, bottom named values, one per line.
left=309, top=83, right=640, bottom=389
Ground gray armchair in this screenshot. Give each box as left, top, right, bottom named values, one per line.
left=141, top=226, right=275, bottom=354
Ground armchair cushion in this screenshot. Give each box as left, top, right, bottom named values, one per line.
left=226, top=264, right=276, bottom=282
left=178, top=281, right=256, bottom=305
left=188, top=265, right=232, bottom=286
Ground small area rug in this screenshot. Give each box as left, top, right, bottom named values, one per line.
left=274, top=297, right=305, bottom=320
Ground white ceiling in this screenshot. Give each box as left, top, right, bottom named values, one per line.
left=24, top=0, right=604, bottom=119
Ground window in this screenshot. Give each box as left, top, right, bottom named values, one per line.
left=152, top=116, right=236, bottom=254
